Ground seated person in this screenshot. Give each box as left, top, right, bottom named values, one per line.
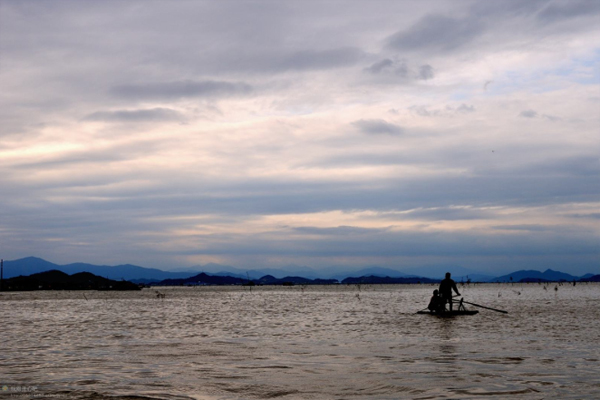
left=428, top=289, right=445, bottom=313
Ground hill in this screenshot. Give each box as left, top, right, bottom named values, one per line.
left=580, top=274, right=600, bottom=282
left=156, top=273, right=249, bottom=286
left=2, top=270, right=140, bottom=291
left=154, top=273, right=338, bottom=286
left=490, top=269, right=580, bottom=283
left=330, top=266, right=417, bottom=281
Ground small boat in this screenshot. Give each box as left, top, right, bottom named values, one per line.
left=417, top=310, right=479, bottom=316
left=417, top=297, right=479, bottom=316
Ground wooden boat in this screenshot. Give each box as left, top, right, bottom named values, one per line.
left=418, top=297, right=479, bottom=316
left=418, top=297, right=507, bottom=315
left=417, top=310, right=479, bottom=316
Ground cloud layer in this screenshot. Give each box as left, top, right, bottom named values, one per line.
left=1, top=0, right=599, bottom=275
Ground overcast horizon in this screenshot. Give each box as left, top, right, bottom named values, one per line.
left=1, top=0, right=599, bottom=276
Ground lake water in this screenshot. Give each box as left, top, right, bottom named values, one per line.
left=1, top=283, right=599, bottom=399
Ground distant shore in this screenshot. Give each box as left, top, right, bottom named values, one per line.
left=1, top=270, right=140, bottom=291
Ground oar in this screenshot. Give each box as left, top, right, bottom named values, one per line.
left=454, top=299, right=508, bottom=314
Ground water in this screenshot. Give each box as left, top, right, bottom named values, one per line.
left=1, top=283, right=599, bottom=399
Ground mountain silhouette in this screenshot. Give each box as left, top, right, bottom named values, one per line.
left=490, top=269, right=580, bottom=283
left=2, top=270, right=140, bottom=291
left=154, top=273, right=338, bottom=286
left=2, top=257, right=596, bottom=284
left=580, top=274, right=600, bottom=282
left=2, top=257, right=197, bottom=281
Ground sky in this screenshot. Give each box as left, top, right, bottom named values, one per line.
left=1, top=0, right=599, bottom=275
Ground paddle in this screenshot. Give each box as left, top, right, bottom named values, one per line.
left=453, top=299, right=508, bottom=314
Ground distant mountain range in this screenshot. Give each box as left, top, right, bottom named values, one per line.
left=156, top=273, right=339, bottom=286
left=1, top=257, right=198, bottom=281
left=1, top=257, right=597, bottom=284
left=490, top=269, right=582, bottom=283
left=184, top=263, right=492, bottom=281
left=153, top=273, right=437, bottom=286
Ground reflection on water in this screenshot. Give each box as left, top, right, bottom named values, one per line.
left=1, top=283, right=599, bottom=399
left=437, top=318, right=457, bottom=366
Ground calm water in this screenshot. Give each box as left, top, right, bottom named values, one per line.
left=1, top=283, right=599, bottom=399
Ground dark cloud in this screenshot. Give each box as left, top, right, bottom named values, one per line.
left=537, top=0, right=600, bottom=23
left=364, top=59, right=394, bottom=74
left=362, top=59, right=439, bottom=83
left=387, top=14, right=484, bottom=52
left=519, top=109, right=538, bottom=118
left=394, top=62, right=409, bottom=77
left=408, top=103, right=474, bottom=116
left=352, top=119, right=404, bottom=135
left=418, top=64, right=434, bottom=80
left=84, top=108, right=184, bottom=122
left=492, top=224, right=556, bottom=232
left=172, top=223, right=599, bottom=259
left=567, top=213, right=600, bottom=219
left=192, top=47, right=365, bottom=75
left=271, top=47, right=364, bottom=72
left=543, top=114, right=562, bottom=122
left=292, top=226, right=388, bottom=236
left=532, top=155, right=600, bottom=177
left=456, top=104, right=475, bottom=113
left=4, top=167, right=598, bottom=222
left=470, top=0, right=549, bottom=19
left=519, top=110, right=561, bottom=121
left=111, top=80, right=254, bottom=101
left=409, top=105, right=438, bottom=117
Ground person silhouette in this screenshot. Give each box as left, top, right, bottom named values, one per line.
left=439, top=272, right=460, bottom=311
left=428, top=289, right=444, bottom=313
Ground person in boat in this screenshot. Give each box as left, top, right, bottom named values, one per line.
left=439, top=272, right=461, bottom=311
left=428, top=289, right=445, bottom=313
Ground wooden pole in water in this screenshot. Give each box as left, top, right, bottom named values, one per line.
left=1, top=259, right=3, bottom=292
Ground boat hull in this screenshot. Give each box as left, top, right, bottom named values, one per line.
left=417, top=310, right=479, bottom=316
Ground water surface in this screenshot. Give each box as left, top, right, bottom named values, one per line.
left=1, top=283, right=599, bottom=399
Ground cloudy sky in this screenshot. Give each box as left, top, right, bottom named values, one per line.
left=1, top=0, right=599, bottom=275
